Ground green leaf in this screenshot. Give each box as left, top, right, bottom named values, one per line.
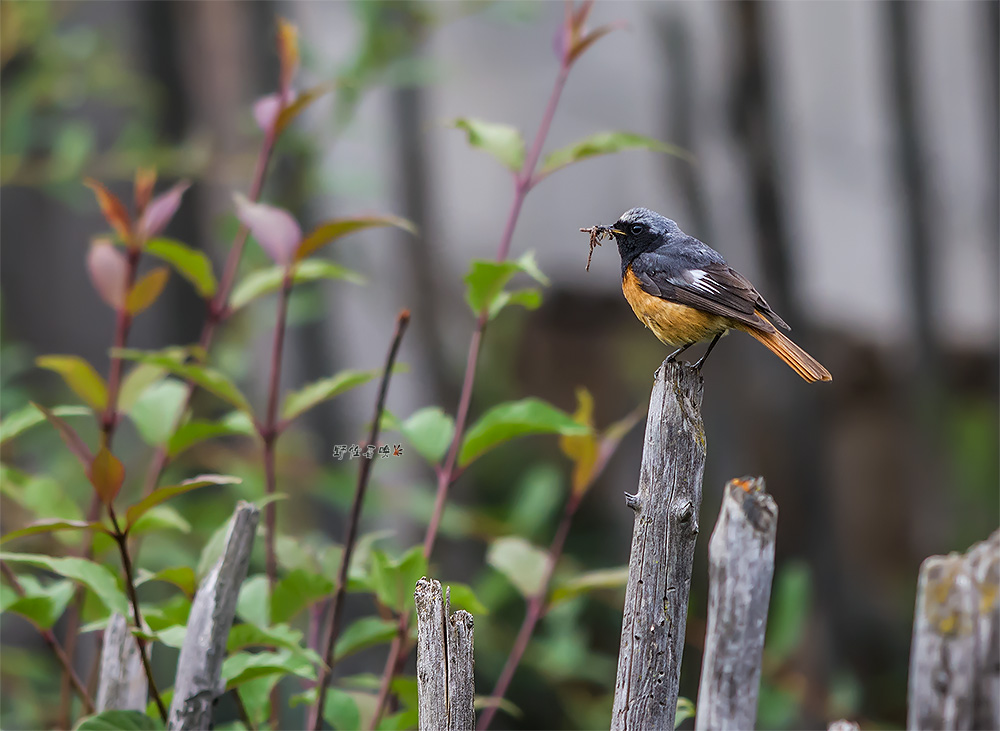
left=136, top=566, right=196, bottom=596
left=128, top=379, right=188, bottom=446
left=222, top=649, right=316, bottom=689
left=3, top=578, right=75, bottom=629
left=36, top=355, right=108, bottom=411
left=118, top=363, right=167, bottom=413
left=1, top=519, right=108, bottom=545
left=463, top=250, right=549, bottom=317
left=459, top=397, right=587, bottom=467
left=125, top=474, right=240, bottom=529
left=226, top=622, right=323, bottom=666
left=488, top=288, right=542, bottom=320
left=196, top=522, right=230, bottom=580
left=297, top=215, right=417, bottom=261
left=322, top=688, right=360, bottom=731
left=167, top=413, right=255, bottom=457
left=114, top=349, right=252, bottom=414
left=444, top=582, right=488, bottom=616
left=487, top=536, right=549, bottom=598
left=0, top=404, right=91, bottom=446
left=145, top=238, right=218, bottom=298
left=550, top=566, right=629, bottom=608
left=229, top=259, right=364, bottom=312
left=675, top=697, right=695, bottom=728
left=369, top=546, right=427, bottom=614
left=129, top=505, right=191, bottom=536
left=125, top=267, right=170, bottom=315
left=236, top=575, right=271, bottom=628
left=397, top=407, right=455, bottom=465
left=271, top=569, right=334, bottom=624
left=74, top=710, right=163, bottom=730
left=334, top=616, right=398, bottom=661
left=452, top=118, right=525, bottom=172
left=282, top=369, right=377, bottom=422
left=2, top=471, right=83, bottom=523
left=0, top=552, right=128, bottom=616
left=32, top=402, right=92, bottom=467
left=765, top=560, right=811, bottom=665
left=537, top=131, right=691, bottom=181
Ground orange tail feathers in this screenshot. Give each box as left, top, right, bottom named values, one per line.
left=743, top=325, right=832, bottom=383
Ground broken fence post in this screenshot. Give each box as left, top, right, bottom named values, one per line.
left=168, top=501, right=259, bottom=730
left=96, top=612, right=149, bottom=712
left=415, top=577, right=475, bottom=731
left=612, top=361, right=707, bottom=731
left=968, top=529, right=999, bottom=731
left=695, top=476, right=778, bottom=731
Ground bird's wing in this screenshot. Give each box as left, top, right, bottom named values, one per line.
left=630, top=253, right=789, bottom=332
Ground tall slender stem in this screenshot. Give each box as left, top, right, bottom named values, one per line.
left=308, top=311, right=410, bottom=730
left=370, top=58, right=573, bottom=730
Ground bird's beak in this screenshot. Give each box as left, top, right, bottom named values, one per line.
left=609, top=228, right=625, bottom=236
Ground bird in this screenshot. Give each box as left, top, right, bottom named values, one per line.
left=603, top=207, right=831, bottom=382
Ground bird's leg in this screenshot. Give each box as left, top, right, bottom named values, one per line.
left=665, top=342, right=694, bottom=363
left=693, top=332, right=723, bottom=371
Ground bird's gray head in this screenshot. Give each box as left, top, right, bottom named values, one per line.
left=609, top=208, right=680, bottom=270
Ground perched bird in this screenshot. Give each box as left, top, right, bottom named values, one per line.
left=604, top=207, right=831, bottom=382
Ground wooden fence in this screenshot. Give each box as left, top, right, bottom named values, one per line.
left=94, top=362, right=999, bottom=730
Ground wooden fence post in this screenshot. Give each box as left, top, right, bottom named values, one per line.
left=168, top=501, right=259, bottom=730
left=695, top=477, right=778, bottom=731
left=611, top=361, right=706, bottom=731
left=96, top=612, right=148, bottom=712
left=415, top=577, right=475, bottom=731
left=907, top=527, right=1000, bottom=730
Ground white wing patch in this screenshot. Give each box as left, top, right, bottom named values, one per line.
left=674, top=268, right=722, bottom=295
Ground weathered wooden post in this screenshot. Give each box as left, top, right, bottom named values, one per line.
left=415, top=577, right=475, bottom=731
left=96, top=612, right=149, bottom=712
left=168, top=501, right=259, bottom=730
left=907, top=527, right=1000, bottom=730
left=611, top=361, right=706, bottom=731
left=695, top=477, right=778, bottom=731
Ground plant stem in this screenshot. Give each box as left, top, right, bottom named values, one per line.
left=108, top=510, right=167, bottom=722
left=308, top=310, right=410, bottom=731
left=370, top=58, right=573, bottom=730
left=477, top=493, right=580, bottom=730
left=0, top=561, right=96, bottom=715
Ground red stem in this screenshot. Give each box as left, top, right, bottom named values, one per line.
left=308, top=311, right=410, bottom=730
left=370, top=57, right=573, bottom=730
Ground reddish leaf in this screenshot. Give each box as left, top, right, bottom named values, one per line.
left=296, top=214, right=416, bottom=261
left=33, top=402, right=92, bottom=470
left=87, top=239, right=128, bottom=310
left=125, top=266, right=170, bottom=315
left=276, top=17, right=300, bottom=93
left=88, top=446, right=125, bottom=506
left=124, top=474, right=241, bottom=529
left=137, top=181, right=190, bottom=241
left=134, top=167, right=157, bottom=215
left=1, top=519, right=110, bottom=545
left=254, top=93, right=285, bottom=134
left=567, top=23, right=623, bottom=66
left=234, top=193, right=302, bottom=265
left=84, top=178, right=132, bottom=245
left=275, top=82, right=336, bottom=136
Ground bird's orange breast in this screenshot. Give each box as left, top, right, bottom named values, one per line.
left=622, top=267, right=729, bottom=347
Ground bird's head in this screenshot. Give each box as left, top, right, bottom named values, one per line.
left=608, top=207, right=679, bottom=268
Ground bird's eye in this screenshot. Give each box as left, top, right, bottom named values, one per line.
left=630, top=224, right=644, bottom=235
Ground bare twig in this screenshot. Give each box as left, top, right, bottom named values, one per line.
left=308, top=310, right=411, bottom=730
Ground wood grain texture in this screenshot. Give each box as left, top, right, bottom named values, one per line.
left=968, top=529, right=999, bottom=731
left=611, top=360, right=706, bottom=731
left=695, top=477, right=777, bottom=731
left=96, top=612, right=148, bottom=712
left=168, top=501, right=259, bottom=730
left=415, top=577, right=475, bottom=731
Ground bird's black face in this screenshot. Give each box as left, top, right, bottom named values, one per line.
left=610, top=207, right=675, bottom=273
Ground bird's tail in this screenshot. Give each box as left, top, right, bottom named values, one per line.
left=743, top=322, right=832, bottom=383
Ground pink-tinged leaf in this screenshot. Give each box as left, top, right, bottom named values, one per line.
left=87, top=239, right=128, bottom=310
left=275, top=82, right=335, bottom=136
left=296, top=214, right=416, bottom=261
left=32, top=402, right=93, bottom=470
left=84, top=178, right=132, bottom=245
left=124, top=474, right=241, bottom=529
left=88, top=446, right=125, bottom=506
left=276, top=17, right=300, bottom=93
left=567, top=22, right=624, bottom=66
left=125, top=266, right=170, bottom=315
left=254, top=93, right=285, bottom=134
left=233, top=193, right=302, bottom=265
left=571, top=0, right=595, bottom=33
left=137, top=181, right=190, bottom=241
left=134, top=167, right=157, bottom=215
left=1, top=519, right=110, bottom=545
left=36, top=355, right=109, bottom=411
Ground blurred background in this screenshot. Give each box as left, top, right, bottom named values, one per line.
left=1, top=1, right=997, bottom=729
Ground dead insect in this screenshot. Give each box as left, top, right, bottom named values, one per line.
left=579, top=224, right=618, bottom=271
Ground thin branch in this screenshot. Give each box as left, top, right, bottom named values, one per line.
left=0, top=561, right=96, bottom=715
left=308, top=310, right=411, bottom=731
left=370, top=49, right=575, bottom=731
